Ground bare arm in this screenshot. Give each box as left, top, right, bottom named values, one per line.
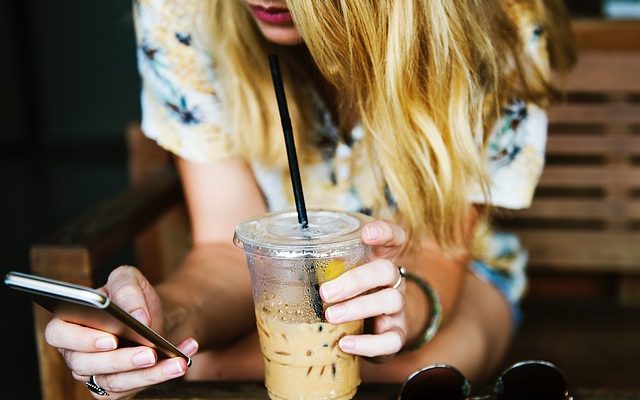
left=157, top=156, right=267, bottom=348
left=364, top=207, right=513, bottom=381
left=399, top=206, right=480, bottom=345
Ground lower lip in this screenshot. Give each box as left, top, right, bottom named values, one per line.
left=249, top=6, right=293, bottom=25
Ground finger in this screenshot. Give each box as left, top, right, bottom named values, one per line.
left=374, top=313, right=406, bottom=336
left=106, top=266, right=151, bottom=326
left=95, top=357, right=187, bottom=394
left=361, top=220, right=407, bottom=253
left=325, top=288, right=404, bottom=324
left=61, top=346, right=157, bottom=376
left=71, top=370, right=90, bottom=382
left=45, top=318, right=118, bottom=352
left=177, top=337, right=199, bottom=357
left=71, top=371, right=139, bottom=400
left=338, top=328, right=405, bottom=357
left=320, top=258, right=400, bottom=303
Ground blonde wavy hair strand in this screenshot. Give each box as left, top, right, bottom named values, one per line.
left=208, top=0, right=574, bottom=251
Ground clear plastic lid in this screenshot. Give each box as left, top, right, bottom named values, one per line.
left=233, top=210, right=372, bottom=258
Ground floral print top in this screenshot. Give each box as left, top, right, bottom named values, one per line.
left=133, top=0, right=551, bottom=312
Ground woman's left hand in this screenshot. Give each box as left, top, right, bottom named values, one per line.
left=319, top=220, right=407, bottom=358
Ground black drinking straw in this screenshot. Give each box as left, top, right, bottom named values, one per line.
left=269, top=54, right=324, bottom=320
left=268, top=54, right=309, bottom=228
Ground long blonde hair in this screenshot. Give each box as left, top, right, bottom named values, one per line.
left=209, top=1, right=314, bottom=167
left=209, top=0, right=573, bottom=250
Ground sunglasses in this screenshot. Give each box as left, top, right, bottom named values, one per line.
left=398, top=360, right=572, bottom=400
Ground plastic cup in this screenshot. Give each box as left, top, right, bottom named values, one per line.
left=234, top=209, right=372, bottom=400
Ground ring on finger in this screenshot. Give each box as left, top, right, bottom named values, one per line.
left=85, top=375, right=109, bottom=397
left=391, top=265, right=406, bottom=289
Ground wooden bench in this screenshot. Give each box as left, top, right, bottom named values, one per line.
left=28, top=19, right=640, bottom=400
left=498, top=19, right=640, bottom=304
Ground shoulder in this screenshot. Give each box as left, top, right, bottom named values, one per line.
left=134, top=0, right=233, bottom=164
left=134, top=0, right=214, bottom=56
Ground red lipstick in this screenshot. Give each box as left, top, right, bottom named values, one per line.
left=249, top=5, right=293, bottom=25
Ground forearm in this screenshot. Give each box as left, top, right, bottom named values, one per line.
left=399, top=239, right=467, bottom=345
left=156, top=242, right=255, bottom=349
left=400, top=206, right=481, bottom=344
left=362, top=271, right=513, bottom=382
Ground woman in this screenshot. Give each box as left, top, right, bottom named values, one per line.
left=44, top=0, right=574, bottom=398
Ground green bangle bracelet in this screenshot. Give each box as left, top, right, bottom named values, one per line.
left=399, top=268, right=443, bottom=353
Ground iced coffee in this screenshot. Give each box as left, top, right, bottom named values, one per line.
left=234, top=210, right=371, bottom=400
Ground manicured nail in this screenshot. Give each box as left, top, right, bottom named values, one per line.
left=132, top=349, right=156, bottom=367
left=320, top=281, right=342, bottom=301
left=364, top=226, right=380, bottom=241
left=339, top=337, right=355, bottom=351
left=326, top=304, right=347, bottom=322
left=181, top=339, right=199, bottom=356
left=95, top=336, right=117, bottom=350
left=163, top=359, right=184, bottom=376
left=131, top=308, right=150, bottom=326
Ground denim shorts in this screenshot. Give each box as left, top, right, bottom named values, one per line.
left=469, top=231, right=528, bottom=327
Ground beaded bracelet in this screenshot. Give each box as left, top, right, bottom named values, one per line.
left=398, top=267, right=443, bottom=353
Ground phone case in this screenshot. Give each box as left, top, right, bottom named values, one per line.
left=4, top=271, right=191, bottom=366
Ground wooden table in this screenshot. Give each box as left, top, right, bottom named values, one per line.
left=135, top=300, right=640, bottom=400
left=137, top=381, right=640, bottom=399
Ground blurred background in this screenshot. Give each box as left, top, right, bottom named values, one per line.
left=1, top=1, right=137, bottom=398
left=1, top=1, right=638, bottom=399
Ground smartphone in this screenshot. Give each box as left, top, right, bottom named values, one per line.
left=4, top=271, right=191, bottom=366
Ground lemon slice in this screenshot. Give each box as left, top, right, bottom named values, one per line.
left=319, top=259, right=345, bottom=284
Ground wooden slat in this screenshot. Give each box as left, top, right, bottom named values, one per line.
left=572, top=19, right=640, bottom=51
left=537, top=165, right=640, bottom=188
left=30, top=247, right=94, bottom=400
left=546, top=135, right=640, bottom=155
left=510, top=198, right=640, bottom=220
left=628, top=201, right=640, bottom=219
left=548, top=103, right=640, bottom=124
left=526, top=273, right=616, bottom=299
left=516, top=231, right=640, bottom=270
left=513, top=198, right=611, bottom=219
left=554, top=53, right=640, bottom=92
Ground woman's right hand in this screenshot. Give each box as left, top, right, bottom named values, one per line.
left=44, top=266, right=199, bottom=399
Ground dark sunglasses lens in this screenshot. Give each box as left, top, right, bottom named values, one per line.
left=399, top=365, right=469, bottom=400
left=495, top=361, right=567, bottom=400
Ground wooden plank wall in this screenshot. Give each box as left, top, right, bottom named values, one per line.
left=501, top=20, right=640, bottom=302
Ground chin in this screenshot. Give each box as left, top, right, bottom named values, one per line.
left=258, top=24, right=303, bottom=46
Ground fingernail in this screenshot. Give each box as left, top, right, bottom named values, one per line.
left=95, top=337, right=117, bottom=350
left=131, top=308, right=150, bottom=326
left=132, top=349, right=156, bottom=367
left=339, top=337, right=355, bottom=351
left=163, top=359, right=184, bottom=376
left=320, top=281, right=342, bottom=301
left=181, top=339, right=199, bottom=356
left=326, top=304, right=347, bottom=322
left=364, top=226, right=380, bottom=241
